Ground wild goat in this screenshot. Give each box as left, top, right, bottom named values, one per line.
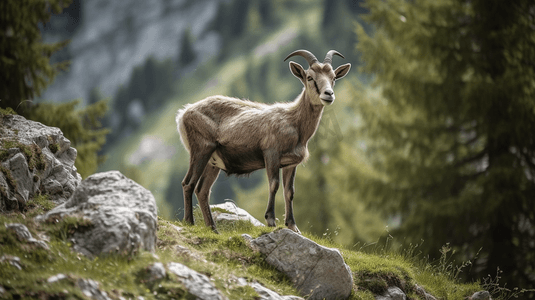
left=176, top=49, right=351, bottom=233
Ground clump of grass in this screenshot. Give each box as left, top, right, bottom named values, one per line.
left=26, top=194, right=56, bottom=211
left=481, top=268, right=535, bottom=300
left=47, top=135, right=60, bottom=154
left=44, top=215, right=93, bottom=241
left=0, top=164, right=17, bottom=192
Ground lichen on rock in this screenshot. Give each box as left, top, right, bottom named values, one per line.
left=0, top=114, right=81, bottom=210
left=37, top=171, right=158, bottom=257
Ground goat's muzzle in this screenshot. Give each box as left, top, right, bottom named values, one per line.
left=320, top=87, right=335, bottom=105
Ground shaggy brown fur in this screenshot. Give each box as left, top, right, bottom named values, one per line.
left=176, top=50, right=351, bottom=233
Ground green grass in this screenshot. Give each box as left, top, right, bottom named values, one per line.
left=0, top=196, right=490, bottom=300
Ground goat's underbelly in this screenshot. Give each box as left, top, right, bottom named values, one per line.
left=212, top=148, right=265, bottom=175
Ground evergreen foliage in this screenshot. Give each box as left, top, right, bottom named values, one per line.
left=0, top=0, right=71, bottom=110
left=0, top=0, right=109, bottom=179
left=178, top=29, right=196, bottom=68
left=353, top=0, right=535, bottom=289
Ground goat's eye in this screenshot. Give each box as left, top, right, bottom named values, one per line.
left=307, top=76, right=313, bottom=81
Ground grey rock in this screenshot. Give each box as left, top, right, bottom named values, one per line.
left=5, top=223, right=49, bottom=249
left=77, top=278, right=111, bottom=300
left=145, top=262, right=166, bottom=282
left=6, top=153, right=33, bottom=203
left=470, top=291, right=492, bottom=300
left=167, top=262, right=227, bottom=300
left=414, top=284, right=437, bottom=300
left=211, top=201, right=265, bottom=227
left=376, top=287, right=406, bottom=300
left=247, top=229, right=353, bottom=300
left=0, top=114, right=81, bottom=209
left=170, top=224, right=183, bottom=233
left=37, top=171, right=158, bottom=257
left=47, top=273, right=68, bottom=283
left=0, top=255, right=22, bottom=270
left=249, top=282, right=304, bottom=300
left=233, top=276, right=303, bottom=300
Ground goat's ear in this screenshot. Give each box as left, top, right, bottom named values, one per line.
left=334, top=63, right=351, bottom=80
left=289, top=61, right=306, bottom=84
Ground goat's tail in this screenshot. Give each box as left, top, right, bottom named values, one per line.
left=176, top=105, right=191, bottom=153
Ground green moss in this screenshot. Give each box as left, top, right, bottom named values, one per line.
left=44, top=215, right=93, bottom=241
left=47, top=135, right=60, bottom=154
left=0, top=148, right=9, bottom=161
left=0, top=107, right=16, bottom=116
left=48, top=143, right=59, bottom=154
left=0, top=139, right=47, bottom=172
left=0, top=164, right=17, bottom=191
left=26, top=194, right=56, bottom=214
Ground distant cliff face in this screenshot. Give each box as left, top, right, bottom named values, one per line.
left=41, top=0, right=221, bottom=103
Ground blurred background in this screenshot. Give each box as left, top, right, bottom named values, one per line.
left=2, top=0, right=534, bottom=292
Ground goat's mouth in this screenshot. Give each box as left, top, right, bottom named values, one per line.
left=320, top=95, right=335, bottom=105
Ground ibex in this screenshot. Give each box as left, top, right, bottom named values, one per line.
left=176, top=49, right=351, bottom=233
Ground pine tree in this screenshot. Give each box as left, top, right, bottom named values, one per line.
left=178, top=29, right=196, bottom=68
left=0, top=0, right=109, bottom=179
left=0, top=0, right=71, bottom=110
left=354, top=0, right=535, bottom=288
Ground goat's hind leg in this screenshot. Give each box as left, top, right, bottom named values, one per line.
left=195, top=165, right=220, bottom=232
left=182, top=144, right=216, bottom=225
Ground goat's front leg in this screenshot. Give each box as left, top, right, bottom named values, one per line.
left=282, top=166, right=300, bottom=234
left=263, top=150, right=280, bottom=227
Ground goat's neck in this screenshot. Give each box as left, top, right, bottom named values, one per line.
left=290, top=90, right=324, bottom=144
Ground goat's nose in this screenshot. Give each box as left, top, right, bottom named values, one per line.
left=324, top=89, right=334, bottom=96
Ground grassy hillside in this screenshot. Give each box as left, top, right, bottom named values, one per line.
left=0, top=197, right=484, bottom=299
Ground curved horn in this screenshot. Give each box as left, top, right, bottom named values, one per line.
left=284, top=49, right=319, bottom=66
left=323, top=50, right=345, bottom=65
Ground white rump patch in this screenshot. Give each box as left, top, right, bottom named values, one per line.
left=209, top=152, right=226, bottom=170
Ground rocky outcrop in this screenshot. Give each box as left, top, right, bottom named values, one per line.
left=0, top=114, right=81, bottom=210
left=244, top=229, right=354, bottom=300
left=37, top=171, right=157, bottom=257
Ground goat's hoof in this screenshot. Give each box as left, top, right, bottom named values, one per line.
left=266, top=218, right=277, bottom=227
left=287, top=224, right=301, bottom=234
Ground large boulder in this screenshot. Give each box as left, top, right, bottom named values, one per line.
left=244, top=229, right=353, bottom=300
left=37, top=171, right=157, bottom=257
left=0, top=114, right=81, bottom=210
